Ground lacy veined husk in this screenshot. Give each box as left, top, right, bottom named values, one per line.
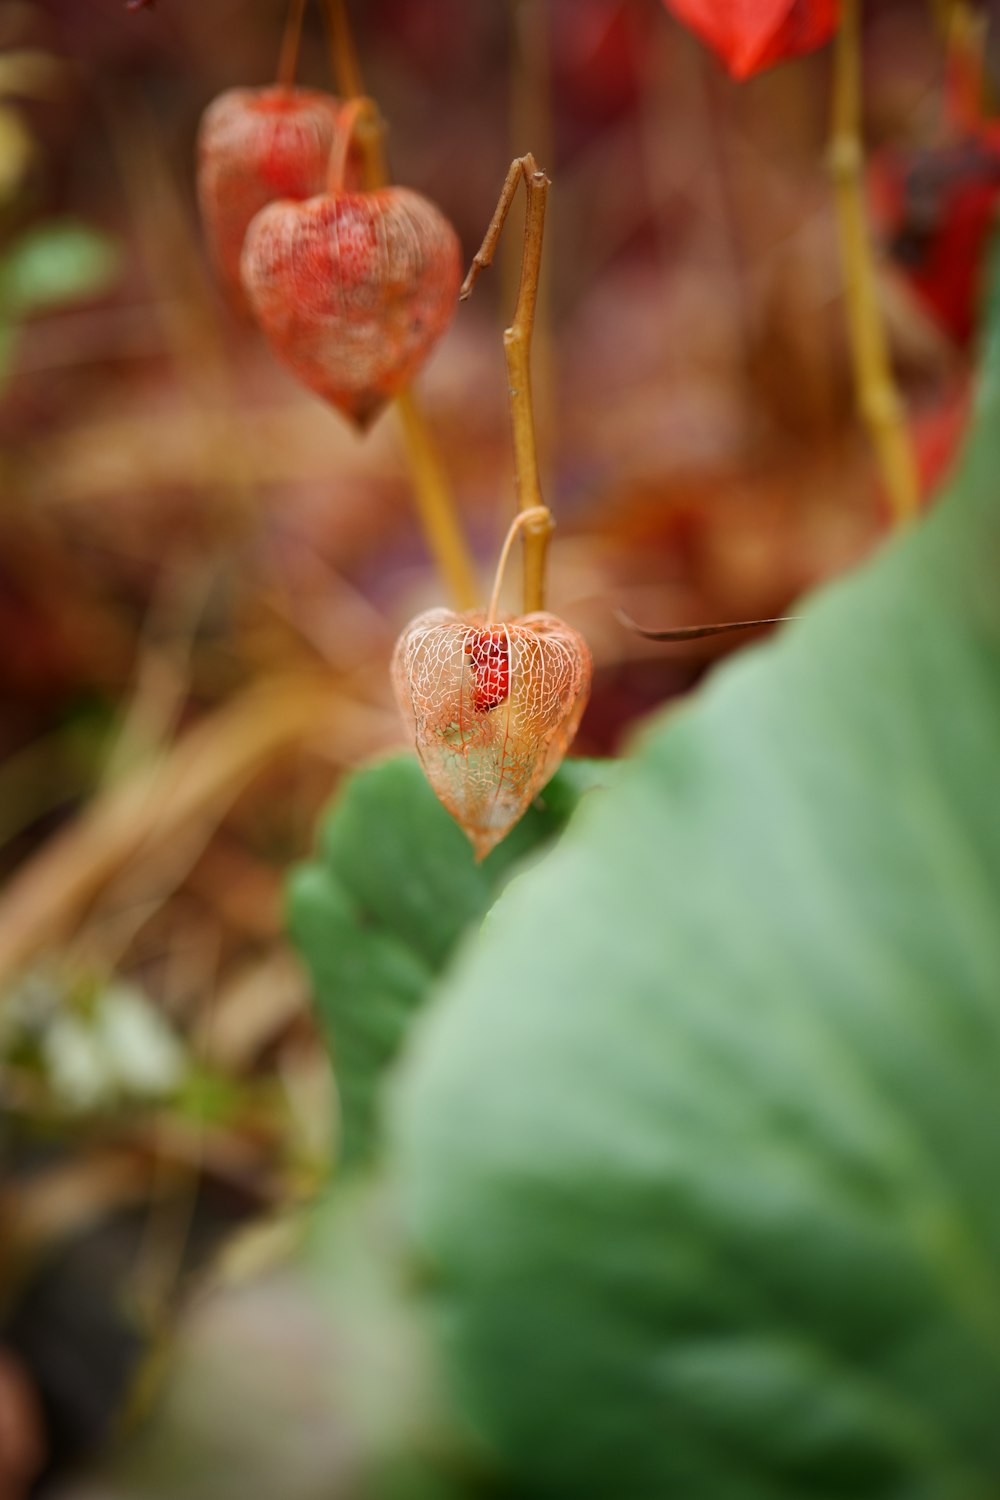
left=393, top=608, right=592, bottom=859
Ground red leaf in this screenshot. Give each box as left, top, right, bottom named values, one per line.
left=871, top=136, right=1000, bottom=347
left=662, top=0, right=840, bottom=79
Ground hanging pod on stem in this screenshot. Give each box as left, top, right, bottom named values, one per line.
left=196, top=84, right=361, bottom=315
left=195, top=0, right=363, bottom=314
left=393, top=603, right=591, bottom=862
left=240, top=97, right=463, bottom=429
left=393, top=156, right=593, bottom=861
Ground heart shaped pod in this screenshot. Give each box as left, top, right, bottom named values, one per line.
left=240, top=187, right=462, bottom=428
left=197, top=85, right=357, bottom=313
left=392, top=609, right=592, bottom=860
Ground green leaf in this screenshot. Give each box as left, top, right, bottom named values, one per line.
left=287, top=754, right=613, bottom=1176
left=0, top=220, right=122, bottom=316
left=385, top=258, right=1000, bottom=1497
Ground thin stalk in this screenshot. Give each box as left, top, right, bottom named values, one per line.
left=322, top=1, right=389, bottom=189
left=829, top=0, right=919, bottom=526
left=507, top=0, right=556, bottom=492
left=462, top=155, right=555, bottom=613
left=319, top=0, right=476, bottom=609
left=322, top=0, right=365, bottom=98
left=276, top=0, right=309, bottom=88
left=326, top=95, right=380, bottom=191
left=396, top=391, right=478, bottom=612
left=487, top=506, right=551, bottom=622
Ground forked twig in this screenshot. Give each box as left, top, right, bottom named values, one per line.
left=462, top=154, right=554, bottom=614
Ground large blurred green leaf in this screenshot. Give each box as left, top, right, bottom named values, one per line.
left=383, top=266, right=1000, bottom=1496
left=288, top=754, right=611, bottom=1175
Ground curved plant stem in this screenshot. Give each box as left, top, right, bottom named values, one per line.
left=326, top=94, right=380, bottom=192
left=487, top=506, right=551, bottom=622
left=318, top=0, right=476, bottom=611
left=462, top=155, right=555, bottom=614
left=276, top=0, right=309, bottom=88
left=829, top=0, right=919, bottom=527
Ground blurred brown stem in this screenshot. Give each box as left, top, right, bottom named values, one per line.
left=276, top=0, right=308, bottom=88
left=322, top=0, right=364, bottom=98
left=462, top=155, right=554, bottom=614
left=394, top=390, right=477, bottom=612
left=319, top=0, right=476, bottom=611
left=829, top=0, right=919, bottom=527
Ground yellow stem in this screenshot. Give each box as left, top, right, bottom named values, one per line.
left=319, top=0, right=476, bottom=609
left=829, top=0, right=919, bottom=527
left=463, top=155, right=555, bottom=613
left=507, top=0, right=556, bottom=493
left=395, top=391, right=478, bottom=611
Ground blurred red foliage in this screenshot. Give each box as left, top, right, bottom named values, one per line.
left=661, top=0, right=840, bottom=79
left=871, top=135, right=1000, bottom=345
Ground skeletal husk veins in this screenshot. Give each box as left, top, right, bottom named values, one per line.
left=240, top=187, right=462, bottom=429
left=392, top=609, right=592, bottom=860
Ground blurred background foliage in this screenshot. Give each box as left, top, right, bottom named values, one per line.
left=0, top=0, right=998, bottom=1495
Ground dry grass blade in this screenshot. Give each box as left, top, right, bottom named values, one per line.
left=198, top=950, right=308, bottom=1072
left=0, top=675, right=393, bottom=993
left=0, top=1153, right=153, bottom=1277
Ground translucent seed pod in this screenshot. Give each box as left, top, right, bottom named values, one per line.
left=196, top=85, right=357, bottom=314
left=392, top=609, right=592, bottom=860
left=241, top=187, right=462, bottom=429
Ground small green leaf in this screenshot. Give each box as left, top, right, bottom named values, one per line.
left=287, top=754, right=612, bottom=1175
left=0, top=220, right=122, bottom=316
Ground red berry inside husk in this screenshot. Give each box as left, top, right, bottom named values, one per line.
left=467, top=628, right=511, bottom=712
left=197, top=85, right=358, bottom=313
left=240, top=187, right=463, bottom=429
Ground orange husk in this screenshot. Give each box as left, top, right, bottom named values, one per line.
left=392, top=608, right=592, bottom=860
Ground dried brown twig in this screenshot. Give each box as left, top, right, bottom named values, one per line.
left=462, top=154, right=555, bottom=615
